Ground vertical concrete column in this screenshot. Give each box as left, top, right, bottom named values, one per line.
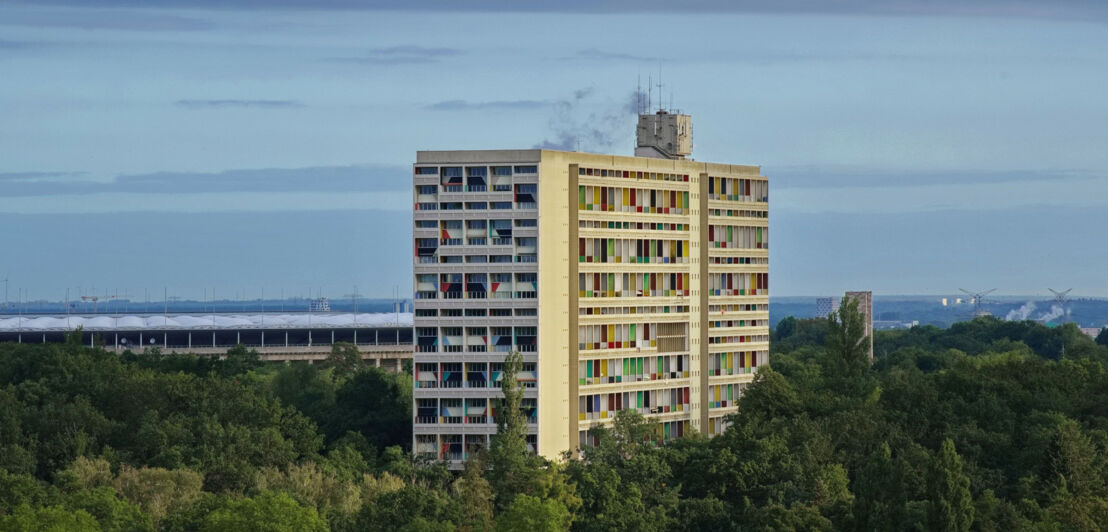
left=567, top=163, right=580, bottom=453
left=698, top=172, right=711, bottom=432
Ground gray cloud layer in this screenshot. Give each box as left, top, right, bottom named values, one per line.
left=2, top=165, right=410, bottom=197
left=0, top=8, right=213, bottom=31
left=331, top=45, right=461, bottom=65
left=769, top=167, right=1097, bottom=189
left=426, top=100, right=549, bottom=111
left=13, top=0, right=1108, bottom=20
left=175, top=99, right=305, bottom=109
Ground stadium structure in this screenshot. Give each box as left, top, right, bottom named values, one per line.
left=0, top=312, right=413, bottom=370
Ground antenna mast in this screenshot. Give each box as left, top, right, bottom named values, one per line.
left=958, top=288, right=996, bottom=318
left=1048, top=288, right=1073, bottom=323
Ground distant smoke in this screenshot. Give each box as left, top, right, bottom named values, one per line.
left=1005, top=301, right=1037, bottom=321
left=533, top=87, right=643, bottom=152
left=1037, top=304, right=1065, bottom=323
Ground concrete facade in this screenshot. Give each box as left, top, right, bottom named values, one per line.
left=412, top=149, right=769, bottom=463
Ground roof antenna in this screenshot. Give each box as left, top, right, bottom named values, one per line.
left=637, top=74, right=643, bottom=114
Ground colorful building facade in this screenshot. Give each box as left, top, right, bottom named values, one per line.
left=412, top=149, right=769, bottom=463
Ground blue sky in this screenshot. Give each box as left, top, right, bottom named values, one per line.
left=1, top=1, right=1106, bottom=300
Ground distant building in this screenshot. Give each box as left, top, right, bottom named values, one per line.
left=0, top=312, right=413, bottom=370
left=816, top=297, right=839, bottom=317
left=845, top=291, right=874, bottom=361
left=1081, top=327, right=1103, bottom=339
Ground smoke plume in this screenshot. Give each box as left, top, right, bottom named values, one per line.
left=1004, top=301, right=1037, bottom=321
left=1036, top=304, right=1065, bottom=323
left=533, top=87, right=644, bottom=152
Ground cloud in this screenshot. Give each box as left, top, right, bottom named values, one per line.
left=571, top=48, right=663, bottom=62
left=12, top=0, right=1108, bottom=21
left=0, top=164, right=410, bottom=197
left=175, top=99, right=305, bottom=109
left=0, top=171, right=85, bottom=182
left=769, top=167, right=1098, bottom=189
left=1, top=8, right=213, bottom=31
left=0, top=40, right=36, bottom=50
left=331, top=45, right=461, bottom=65
left=425, top=99, right=549, bottom=111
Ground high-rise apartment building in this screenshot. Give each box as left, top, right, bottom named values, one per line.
left=411, top=113, right=769, bottom=463
left=816, top=297, right=840, bottom=318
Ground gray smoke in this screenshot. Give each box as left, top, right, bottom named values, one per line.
left=1004, top=301, right=1037, bottom=321
left=1037, top=304, right=1065, bottom=323
left=534, top=87, right=643, bottom=152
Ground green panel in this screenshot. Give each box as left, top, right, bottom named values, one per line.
left=637, top=357, right=643, bottom=375
left=586, top=362, right=593, bottom=378
left=623, top=358, right=629, bottom=374
left=637, top=391, right=643, bottom=408
left=630, top=323, right=636, bottom=341
left=757, top=227, right=763, bottom=243
left=578, top=186, right=585, bottom=205
left=608, top=239, right=614, bottom=256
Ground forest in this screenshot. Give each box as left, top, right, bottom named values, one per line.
left=2, top=300, right=1108, bottom=531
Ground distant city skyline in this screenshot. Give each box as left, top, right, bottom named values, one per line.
left=2, top=2, right=1106, bottom=299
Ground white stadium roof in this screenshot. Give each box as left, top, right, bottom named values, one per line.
left=0, top=313, right=413, bottom=332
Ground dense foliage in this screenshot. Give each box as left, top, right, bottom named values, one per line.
left=3, top=306, right=1108, bottom=530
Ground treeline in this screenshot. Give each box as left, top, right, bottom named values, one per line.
left=3, top=304, right=1108, bottom=530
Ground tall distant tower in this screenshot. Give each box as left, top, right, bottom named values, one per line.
left=635, top=111, right=693, bottom=160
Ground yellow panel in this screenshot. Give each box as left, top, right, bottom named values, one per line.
left=600, top=359, right=608, bottom=376
left=622, top=187, right=629, bottom=206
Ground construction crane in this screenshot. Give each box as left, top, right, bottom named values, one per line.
left=1048, top=288, right=1073, bottom=323
left=959, top=288, right=996, bottom=318
left=80, top=294, right=118, bottom=313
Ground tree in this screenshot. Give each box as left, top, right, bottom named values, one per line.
left=927, top=438, right=974, bottom=532
left=495, top=494, right=571, bottom=532
left=201, top=491, right=329, bottom=532
left=113, top=465, right=204, bottom=526
left=453, top=452, right=494, bottom=532
left=326, top=366, right=412, bottom=450
left=487, top=350, right=535, bottom=511
left=64, top=486, right=154, bottom=532
left=1095, top=328, right=1108, bottom=347
left=825, top=296, right=873, bottom=395
left=220, top=344, right=262, bottom=376
left=776, top=316, right=798, bottom=340
left=853, top=443, right=907, bottom=531
left=1039, top=419, right=1102, bottom=501
left=327, top=342, right=363, bottom=378
left=0, top=505, right=101, bottom=532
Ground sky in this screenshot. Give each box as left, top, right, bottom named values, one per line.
left=1, top=0, right=1107, bottom=301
